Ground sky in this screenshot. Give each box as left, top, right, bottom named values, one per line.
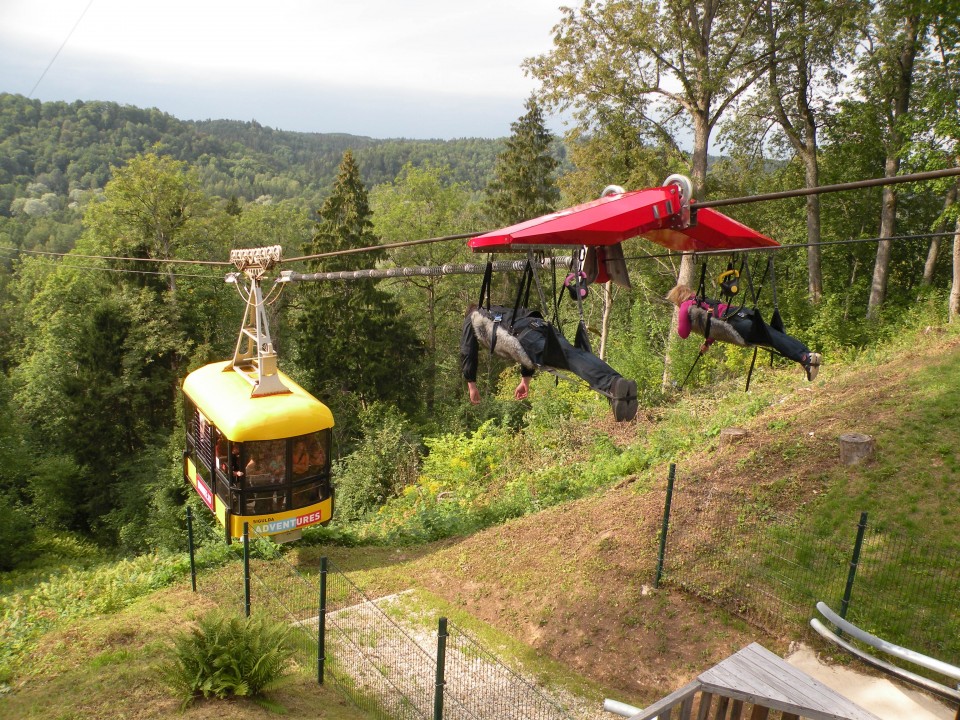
left=0, top=0, right=568, bottom=140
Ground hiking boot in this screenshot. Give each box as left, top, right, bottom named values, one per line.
left=804, top=352, right=821, bottom=381
left=610, top=377, right=638, bottom=422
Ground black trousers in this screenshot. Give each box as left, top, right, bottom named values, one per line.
left=516, top=320, right=620, bottom=392
left=727, top=314, right=810, bottom=364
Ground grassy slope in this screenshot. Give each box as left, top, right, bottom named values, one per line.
left=3, top=324, right=959, bottom=718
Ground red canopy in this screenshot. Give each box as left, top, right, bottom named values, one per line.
left=642, top=207, right=779, bottom=251
left=468, top=186, right=778, bottom=253
left=469, top=186, right=684, bottom=251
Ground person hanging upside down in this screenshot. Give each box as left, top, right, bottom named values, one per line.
left=460, top=305, right=637, bottom=422
left=460, top=303, right=638, bottom=422
left=666, top=284, right=822, bottom=381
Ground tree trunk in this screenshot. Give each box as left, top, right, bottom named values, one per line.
left=923, top=182, right=957, bottom=285
left=600, top=281, right=612, bottom=360
left=950, top=215, right=960, bottom=322
left=866, top=15, right=920, bottom=319
left=868, top=171, right=898, bottom=318
left=803, top=146, right=822, bottom=302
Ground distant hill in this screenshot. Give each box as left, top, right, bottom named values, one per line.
left=0, top=93, right=509, bottom=215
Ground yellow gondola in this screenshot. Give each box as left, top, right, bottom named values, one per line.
left=182, top=246, right=335, bottom=543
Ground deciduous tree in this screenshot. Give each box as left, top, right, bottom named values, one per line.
left=860, top=1, right=929, bottom=317
left=746, top=0, right=865, bottom=302
left=526, top=0, right=770, bottom=386
left=371, top=163, right=479, bottom=416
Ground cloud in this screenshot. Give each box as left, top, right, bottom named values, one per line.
left=0, top=0, right=565, bottom=138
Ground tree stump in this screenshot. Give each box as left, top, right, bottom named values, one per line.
left=719, top=427, right=749, bottom=449
left=839, top=433, right=875, bottom=465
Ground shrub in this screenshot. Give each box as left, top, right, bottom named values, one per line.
left=334, top=403, right=422, bottom=522
left=161, top=611, right=293, bottom=709
left=0, top=500, right=36, bottom=571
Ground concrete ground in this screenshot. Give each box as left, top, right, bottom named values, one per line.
left=785, top=644, right=956, bottom=720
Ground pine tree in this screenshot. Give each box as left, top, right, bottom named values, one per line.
left=293, top=151, right=423, bottom=445
left=484, top=97, right=560, bottom=225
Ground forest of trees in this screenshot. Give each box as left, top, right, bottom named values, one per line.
left=0, top=0, right=957, bottom=568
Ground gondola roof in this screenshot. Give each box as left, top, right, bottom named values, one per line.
left=182, top=361, right=334, bottom=441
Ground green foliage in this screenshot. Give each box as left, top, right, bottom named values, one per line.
left=371, top=163, right=481, bottom=421
left=333, top=403, right=422, bottom=522
left=0, top=93, right=502, bottom=215
left=161, top=611, right=293, bottom=708
left=293, top=150, right=424, bottom=447
left=0, top=533, right=238, bottom=684
left=0, top=500, right=36, bottom=571
left=608, top=278, right=672, bottom=404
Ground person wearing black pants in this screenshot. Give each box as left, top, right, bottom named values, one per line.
left=666, top=284, right=821, bottom=381
left=460, top=304, right=638, bottom=421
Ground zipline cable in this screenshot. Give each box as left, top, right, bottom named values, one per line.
left=28, top=0, right=96, bottom=98
left=0, top=245, right=230, bottom=266
left=0, top=248, right=224, bottom=280
left=282, top=256, right=574, bottom=283
left=284, top=231, right=478, bottom=264
left=280, top=232, right=954, bottom=283
left=620, top=230, right=958, bottom=262
left=694, top=167, right=960, bottom=209
left=3, top=167, right=958, bottom=271
left=284, top=167, right=960, bottom=264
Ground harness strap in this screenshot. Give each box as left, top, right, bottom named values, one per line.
left=695, top=259, right=708, bottom=302
left=767, top=255, right=785, bottom=333
left=509, top=260, right=533, bottom=332
left=489, top=310, right=503, bottom=357
left=478, top=259, right=493, bottom=311
left=527, top=250, right=551, bottom=320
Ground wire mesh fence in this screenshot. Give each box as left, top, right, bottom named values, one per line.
left=188, top=524, right=576, bottom=720
left=657, top=477, right=848, bottom=632
left=841, top=525, right=960, bottom=666
left=444, top=621, right=574, bottom=720
left=657, top=466, right=960, bottom=669
left=186, top=467, right=960, bottom=718
left=322, top=561, right=438, bottom=720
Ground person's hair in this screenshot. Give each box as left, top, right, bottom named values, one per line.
left=666, top=284, right=695, bottom=306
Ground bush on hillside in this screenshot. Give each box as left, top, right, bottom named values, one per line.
left=333, top=403, right=422, bottom=522
left=0, top=500, right=36, bottom=571
left=161, top=612, right=293, bottom=709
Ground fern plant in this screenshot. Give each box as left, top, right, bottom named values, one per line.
left=161, top=611, right=293, bottom=709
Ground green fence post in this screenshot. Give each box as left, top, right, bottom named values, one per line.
left=243, top=522, right=251, bottom=617
left=655, top=463, right=676, bottom=589
left=186, top=506, right=197, bottom=592
left=318, top=557, right=327, bottom=685
left=434, top=617, right=448, bottom=720
left=840, top=512, right=868, bottom=622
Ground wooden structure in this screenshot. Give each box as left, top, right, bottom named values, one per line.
left=623, top=643, right=882, bottom=720
left=838, top=433, right=875, bottom=465
left=719, top=427, right=750, bottom=449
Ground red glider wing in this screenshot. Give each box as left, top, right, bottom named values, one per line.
left=468, top=187, right=685, bottom=251
left=642, top=207, right=778, bottom=251
left=468, top=185, right=778, bottom=253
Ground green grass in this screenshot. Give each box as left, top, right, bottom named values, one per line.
left=5, top=320, right=960, bottom=717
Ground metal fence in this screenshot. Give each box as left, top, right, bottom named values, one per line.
left=655, top=464, right=960, bottom=669
left=186, top=461, right=960, bottom=716
left=190, top=521, right=575, bottom=720
left=443, top=621, right=574, bottom=720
